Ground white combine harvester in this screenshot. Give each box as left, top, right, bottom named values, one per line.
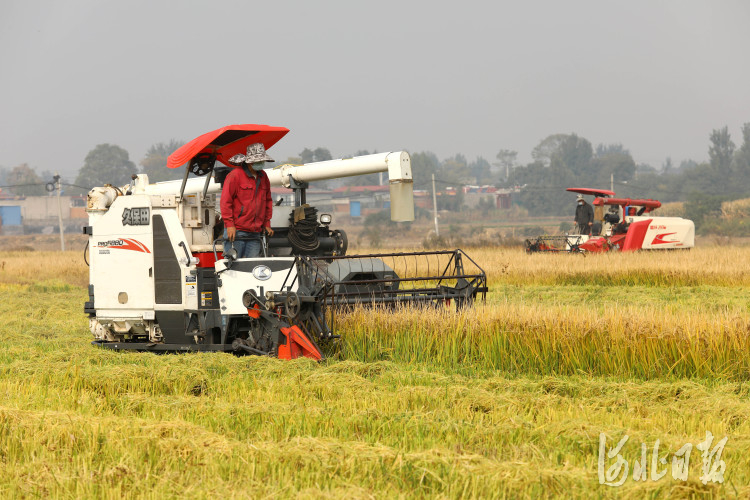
left=84, top=124, right=486, bottom=359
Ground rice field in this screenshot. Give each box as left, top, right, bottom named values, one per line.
left=1, top=246, right=750, bottom=498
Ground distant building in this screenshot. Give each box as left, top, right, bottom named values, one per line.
left=0, top=195, right=86, bottom=233
left=0, top=205, right=23, bottom=234
left=330, top=185, right=390, bottom=217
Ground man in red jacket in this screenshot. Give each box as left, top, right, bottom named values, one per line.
left=220, top=143, right=275, bottom=258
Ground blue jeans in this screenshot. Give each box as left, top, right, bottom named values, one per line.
left=224, top=229, right=263, bottom=258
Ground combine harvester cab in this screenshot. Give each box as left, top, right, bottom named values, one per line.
left=525, top=187, right=694, bottom=253
left=84, top=124, right=487, bottom=359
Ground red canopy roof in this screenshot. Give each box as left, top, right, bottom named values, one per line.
left=167, top=124, right=290, bottom=169
left=593, top=197, right=661, bottom=211
left=566, top=187, right=616, bottom=197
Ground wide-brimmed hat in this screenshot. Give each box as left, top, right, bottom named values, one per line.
left=227, top=143, right=274, bottom=165
left=576, top=194, right=584, bottom=201
left=228, top=154, right=246, bottom=165
left=244, top=142, right=274, bottom=163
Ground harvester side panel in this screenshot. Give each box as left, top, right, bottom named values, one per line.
left=633, top=216, right=696, bottom=249
left=151, top=207, right=196, bottom=311
left=153, top=214, right=182, bottom=304
left=621, top=219, right=651, bottom=251
left=88, top=194, right=155, bottom=315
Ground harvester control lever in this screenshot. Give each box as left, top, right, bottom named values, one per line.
left=178, top=241, right=196, bottom=266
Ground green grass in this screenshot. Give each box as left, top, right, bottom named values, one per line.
left=2, top=263, right=750, bottom=497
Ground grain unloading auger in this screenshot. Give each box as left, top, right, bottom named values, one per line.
left=84, top=124, right=487, bottom=359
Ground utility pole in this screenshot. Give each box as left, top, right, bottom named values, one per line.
left=431, top=173, right=439, bottom=236
left=54, top=173, right=65, bottom=252
left=610, top=173, right=614, bottom=193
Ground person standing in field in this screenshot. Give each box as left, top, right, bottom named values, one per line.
left=220, top=143, right=275, bottom=258
left=574, top=194, right=594, bottom=235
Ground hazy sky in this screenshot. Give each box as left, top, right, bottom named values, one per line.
left=1, top=0, right=749, bottom=181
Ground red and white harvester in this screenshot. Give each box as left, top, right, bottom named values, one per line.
left=84, top=124, right=487, bottom=359
left=525, top=187, right=695, bottom=253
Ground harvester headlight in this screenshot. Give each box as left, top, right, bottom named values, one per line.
left=320, top=213, right=332, bottom=225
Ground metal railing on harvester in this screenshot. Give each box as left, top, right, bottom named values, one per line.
left=267, top=249, right=487, bottom=347
left=524, top=234, right=586, bottom=253
left=285, top=249, right=487, bottom=307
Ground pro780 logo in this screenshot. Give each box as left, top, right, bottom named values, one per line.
left=95, top=239, right=151, bottom=253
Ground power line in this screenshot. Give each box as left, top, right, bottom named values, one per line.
left=0, top=181, right=91, bottom=191
left=0, top=183, right=47, bottom=188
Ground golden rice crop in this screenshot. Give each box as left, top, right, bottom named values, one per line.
left=722, top=197, right=750, bottom=219
left=2, top=246, right=750, bottom=497
left=460, top=246, right=750, bottom=287
left=359, top=245, right=750, bottom=287
left=654, top=201, right=685, bottom=217
left=336, top=301, right=750, bottom=380
left=0, top=250, right=88, bottom=287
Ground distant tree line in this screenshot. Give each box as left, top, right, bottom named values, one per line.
left=503, top=124, right=750, bottom=228
left=0, top=139, right=187, bottom=196
left=3, top=123, right=749, bottom=228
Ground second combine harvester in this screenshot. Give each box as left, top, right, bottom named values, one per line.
left=84, top=124, right=487, bottom=359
